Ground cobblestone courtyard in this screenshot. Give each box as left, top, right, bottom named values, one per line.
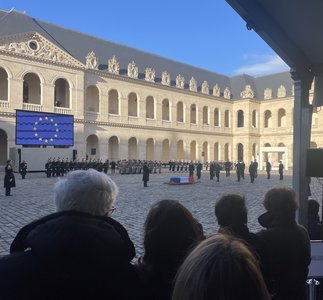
left=0, top=169, right=322, bottom=258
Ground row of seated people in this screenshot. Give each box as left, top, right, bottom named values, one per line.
left=0, top=169, right=317, bottom=300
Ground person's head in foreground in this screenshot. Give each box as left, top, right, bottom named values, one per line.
left=54, top=168, right=118, bottom=216
left=215, top=194, right=247, bottom=227
left=258, top=187, right=297, bottom=228
left=142, top=199, right=204, bottom=267
left=172, top=234, right=271, bottom=300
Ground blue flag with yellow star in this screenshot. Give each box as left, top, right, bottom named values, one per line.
left=16, top=110, right=74, bottom=146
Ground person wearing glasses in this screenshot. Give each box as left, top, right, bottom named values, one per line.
left=0, top=169, right=143, bottom=299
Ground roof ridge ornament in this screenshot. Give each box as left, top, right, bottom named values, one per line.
left=213, top=83, right=220, bottom=97
left=108, top=55, right=119, bottom=74
left=176, top=74, right=185, bottom=89
left=128, top=61, right=138, bottom=79
left=202, top=81, right=209, bottom=94
left=86, top=51, right=99, bottom=69
left=240, top=85, right=254, bottom=99
left=161, top=71, right=170, bottom=86
left=224, top=87, right=231, bottom=99
left=145, top=67, right=155, bottom=82
left=277, top=84, right=286, bottom=98
left=264, top=88, right=272, bottom=99
left=189, top=77, right=197, bottom=92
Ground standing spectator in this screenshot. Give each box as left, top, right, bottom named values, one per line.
left=266, top=161, right=271, bottom=179
left=214, top=194, right=263, bottom=253
left=19, top=160, right=28, bottom=179
left=172, top=235, right=271, bottom=300
left=0, top=169, right=143, bottom=299
left=143, top=162, right=150, bottom=187
left=257, top=188, right=311, bottom=300
left=307, top=199, right=323, bottom=240
left=136, top=200, right=204, bottom=300
left=4, top=160, right=15, bottom=196
left=278, top=160, right=284, bottom=180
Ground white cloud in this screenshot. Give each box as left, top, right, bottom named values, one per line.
left=234, top=54, right=289, bottom=76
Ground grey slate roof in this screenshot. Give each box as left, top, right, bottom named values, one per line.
left=0, top=9, right=294, bottom=100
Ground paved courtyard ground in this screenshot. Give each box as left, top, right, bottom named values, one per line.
left=0, top=169, right=322, bottom=258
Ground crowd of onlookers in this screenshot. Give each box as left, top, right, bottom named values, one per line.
left=1, top=167, right=322, bottom=300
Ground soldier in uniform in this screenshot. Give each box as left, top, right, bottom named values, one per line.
left=266, top=161, right=272, bottom=179
left=19, top=160, right=28, bottom=179
left=4, top=160, right=15, bottom=196
left=279, top=160, right=284, bottom=180
left=209, top=161, right=215, bottom=180
left=249, top=161, right=256, bottom=183
left=253, top=160, right=258, bottom=178
left=142, top=162, right=150, bottom=187
left=236, top=161, right=242, bottom=182
left=188, top=161, right=195, bottom=177
left=215, top=162, right=221, bottom=182
left=45, top=158, right=52, bottom=178
left=196, top=161, right=202, bottom=180
left=225, top=160, right=232, bottom=177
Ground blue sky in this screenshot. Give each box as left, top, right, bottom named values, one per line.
left=1, top=0, right=289, bottom=77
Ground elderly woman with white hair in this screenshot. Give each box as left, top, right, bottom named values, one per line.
left=0, top=169, right=144, bottom=300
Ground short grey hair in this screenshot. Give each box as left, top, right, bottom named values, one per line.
left=54, top=169, right=118, bottom=216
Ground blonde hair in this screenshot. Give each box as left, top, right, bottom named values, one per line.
left=172, top=234, right=271, bottom=300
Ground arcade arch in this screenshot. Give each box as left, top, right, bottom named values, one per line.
left=85, top=85, right=99, bottom=112
left=237, top=110, right=244, bottom=127
left=108, top=89, right=119, bottom=114
left=264, top=110, right=272, bottom=128
left=108, top=136, right=119, bottom=161
left=86, top=134, right=99, bottom=158
left=0, top=68, right=8, bottom=101
left=176, top=140, right=185, bottom=160
left=54, top=78, right=70, bottom=108
left=23, top=73, right=41, bottom=104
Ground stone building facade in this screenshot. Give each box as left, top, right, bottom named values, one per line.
left=0, top=9, right=322, bottom=168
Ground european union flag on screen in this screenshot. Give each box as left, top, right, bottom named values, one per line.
left=16, top=110, right=74, bottom=146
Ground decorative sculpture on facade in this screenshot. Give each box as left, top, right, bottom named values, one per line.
left=189, top=77, right=197, bottom=92
left=264, top=88, right=272, bottom=99
left=176, top=74, right=185, bottom=89
left=202, top=81, right=209, bottom=94
left=108, top=55, right=120, bottom=74
left=161, top=71, right=170, bottom=86
left=145, top=68, right=155, bottom=82
left=128, top=61, right=139, bottom=79
left=0, top=36, right=72, bottom=65
left=277, top=85, right=286, bottom=98
left=240, top=85, right=254, bottom=98
left=213, top=84, right=220, bottom=97
left=86, top=51, right=99, bottom=69
left=223, top=87, right=231, bottom=99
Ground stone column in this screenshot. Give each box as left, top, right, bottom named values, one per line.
left=291, top=70, right=313, bottom=226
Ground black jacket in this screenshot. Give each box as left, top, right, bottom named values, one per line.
left=0, top=211, right=143, bottom=300
left=257, top=219, right=311, bottom=300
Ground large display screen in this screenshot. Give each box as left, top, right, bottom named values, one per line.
left=16, top=110, right=74, bottom=146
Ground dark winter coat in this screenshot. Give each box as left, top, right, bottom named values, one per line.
left=0, top=210, right=143, bottom=300
left=257, top=218, right=311, bottom=300
left=142, top=164, right=150, bottom=182
left=4, top=164, right=15, bottom=188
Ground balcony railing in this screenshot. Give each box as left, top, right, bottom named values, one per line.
left=54, top=107, right=72, bottom=115
left=23, top=103, right=42, bottom=111
left=0, top=100, right=9, bottom=109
